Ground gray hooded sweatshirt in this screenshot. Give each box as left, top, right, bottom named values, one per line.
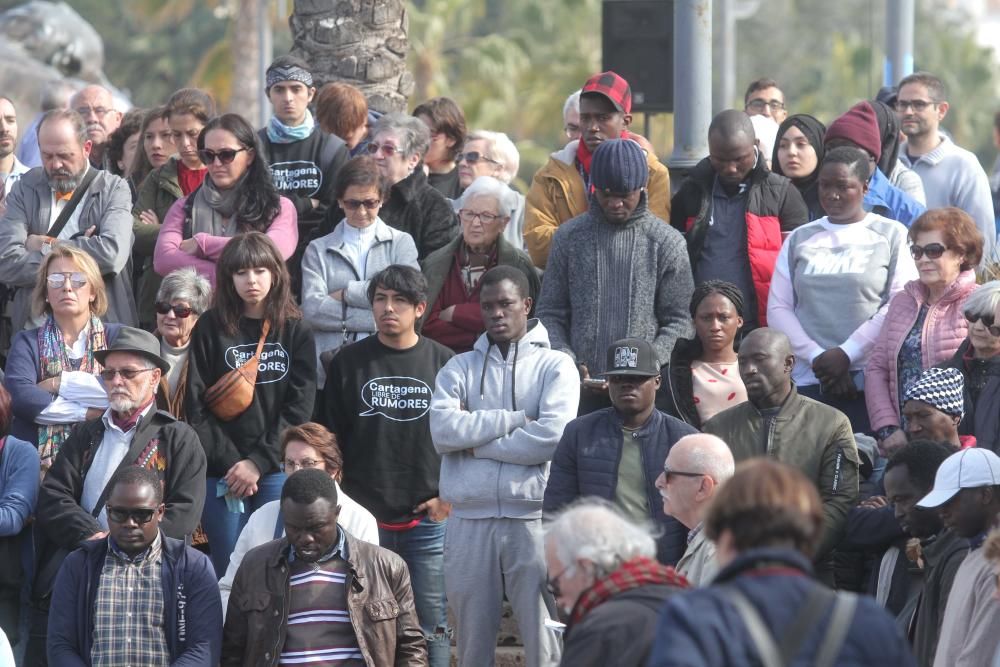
left=430, top=319, right=580, bottom=520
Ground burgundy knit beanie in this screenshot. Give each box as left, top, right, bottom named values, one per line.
left=825, top=101, right=882, bottom=161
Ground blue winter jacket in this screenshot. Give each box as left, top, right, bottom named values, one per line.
left=866, top=166, right=926, bottom=227
left=646, top=548, right=917, bottom=667
left=47, top=534, right=223, bottom=666
left=543, top=407, right=697, bottom=564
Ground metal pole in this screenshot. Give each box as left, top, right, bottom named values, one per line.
left=669, top=0, right=713, bottom=171
left=258, top=0, right=274, bottom=128
left=720, top=0, right=735, bottom=111
left=885, top=0, right=914, bottom=87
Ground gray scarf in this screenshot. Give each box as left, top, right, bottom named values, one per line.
left=190, top=173, right=246, bottom=236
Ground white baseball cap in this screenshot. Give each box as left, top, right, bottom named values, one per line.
left=917, top=448, right=1000, bottom=509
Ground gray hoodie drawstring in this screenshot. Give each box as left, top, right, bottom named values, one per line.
left=479, top=340, right=491, bottom=400
left=510, top=339, right=519, bottom=411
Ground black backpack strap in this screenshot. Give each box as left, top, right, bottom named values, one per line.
left=48, top=168, right=98, bottom=240
left=182, top=184, right=201, bottom=240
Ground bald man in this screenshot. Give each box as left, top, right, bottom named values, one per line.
left=70, top=85, right=121, bottom=170
left=702, top=328, right=860, bottom=578
left=655, top=433, right=734, bottom=585
left=670, top=109, right=807, bottom=329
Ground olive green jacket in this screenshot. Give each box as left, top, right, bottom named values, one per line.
left=703, top=386, right=860, bottom=559
left=133, top=157, right=183, bottom=327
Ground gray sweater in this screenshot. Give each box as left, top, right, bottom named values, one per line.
left=536, top=194, right=694, bottom=374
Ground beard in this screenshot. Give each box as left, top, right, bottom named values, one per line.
left=45, top=165, right=85, bottom=192
left=109, top=392, right=139, bottom=414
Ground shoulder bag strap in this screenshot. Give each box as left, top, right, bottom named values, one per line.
left=814, top=592, right=858, bottom=667
left=254, top=320, right=271, bottom=359
left=48, top=168, right=98, bottom=240
left=727, top=589, right=783, bottom=667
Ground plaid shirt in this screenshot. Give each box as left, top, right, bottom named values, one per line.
left=91, top=533, right=170, bottom=667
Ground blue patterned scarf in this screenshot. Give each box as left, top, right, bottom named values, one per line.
left=267, top=109, right=315, bottom=144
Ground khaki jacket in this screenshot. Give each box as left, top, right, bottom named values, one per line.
left=523, top=139, right=671, bottom=268
left=222, top=531, right=427, bottom=667
left=703, top=386, right=860, bottom=558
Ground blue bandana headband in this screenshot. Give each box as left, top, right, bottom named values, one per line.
left=266, top=65, right=313, bottom=90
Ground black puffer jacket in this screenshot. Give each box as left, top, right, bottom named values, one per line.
left=940, top=339, right=1000, bottom=453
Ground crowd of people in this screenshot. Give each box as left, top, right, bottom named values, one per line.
left=1, top=54, right=1000, bottom=667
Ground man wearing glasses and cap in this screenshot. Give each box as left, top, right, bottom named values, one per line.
left=545, top=338, right=698, bottom=565
left=26, top=327, right=206, bottom=665
left=47, top=465, right=222, bottom=666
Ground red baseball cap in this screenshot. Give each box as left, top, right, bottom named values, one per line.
left=581, top=71, right=632, bottom=114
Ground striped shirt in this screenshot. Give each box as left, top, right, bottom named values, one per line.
left=91, top=533, right=169, bottom=667
left=282, top=530, right=364, bottom=665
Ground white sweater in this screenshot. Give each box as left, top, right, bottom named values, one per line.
left=218, top=482, right=379, bottom=615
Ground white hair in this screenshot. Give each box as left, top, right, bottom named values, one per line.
left=466, top=129, right=520, bottom=183
left=563, top=90, right=581, bottom=121
left=454, top=175, right=519, bottom=220
left=673, top=433, right=735, bottom=484
left=964, top=280, right=1000, bottom=318
left=544, top=500, right=656, bottom=576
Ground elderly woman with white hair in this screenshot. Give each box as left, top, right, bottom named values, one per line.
left=419, top=175, right=540, bottom=353
left=154, top=267, right=212, bottom=419
left=333, top=112, right=457, bottom=259
left=544, top=501, right=689, bottom=667
left=456, top=130, right=526, bottom=249
left=940, top=280, right=1000, bottom=452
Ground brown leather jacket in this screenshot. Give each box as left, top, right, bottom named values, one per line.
left=221, top=530, right=428, bottom=667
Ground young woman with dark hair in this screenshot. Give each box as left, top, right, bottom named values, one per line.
left=185, top=232, right=317, bottom=576
left=153, top=113, right=298, bottom=289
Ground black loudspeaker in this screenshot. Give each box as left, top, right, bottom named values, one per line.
left=602, top=0, right=674, bottom=113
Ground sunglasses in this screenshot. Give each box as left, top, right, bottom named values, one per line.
left=154, top=302, right=195, bottom=318
left=965, top=313, right=1000, bottom=337
left=100, top=368, right=156, bottom=382
left=457, top=151, right=499, bottom=165
left=909, top=243, right=948, bottom=260
left=662, top=466, right=705, bottom=482
left=198, top=147, right=248, bottom=165
left=107, top=507, right=158, bottom=525
left=46, top=272, right=88, bottom=289
left=366, top=142, right=400, bottom=158
left=342, top=198, right=381, bottom=211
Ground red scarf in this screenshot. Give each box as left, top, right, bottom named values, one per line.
left=568, top=556, right=689, bottom=629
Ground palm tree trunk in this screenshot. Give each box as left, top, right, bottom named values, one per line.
left=289, top=0, right=412, bottom=113
left=230, top=0, right=264, bottom=122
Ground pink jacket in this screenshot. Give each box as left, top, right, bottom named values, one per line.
left=152, top=194, right=298, bottom=287
left=864, top=270, right=977, bottom=431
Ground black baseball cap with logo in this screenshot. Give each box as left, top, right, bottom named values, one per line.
left=601, top=338, right=660, bottom=377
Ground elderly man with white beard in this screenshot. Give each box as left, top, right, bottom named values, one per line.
left=25, top=327, right=206, bottom=666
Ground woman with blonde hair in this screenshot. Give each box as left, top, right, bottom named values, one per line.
left=4, top=245, right=121, bottom=469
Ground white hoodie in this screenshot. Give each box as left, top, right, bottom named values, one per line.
left=430, top=319, right=580, bottom=519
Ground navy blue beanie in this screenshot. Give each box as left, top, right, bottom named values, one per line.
left=590, top=138, right=648, bottom=192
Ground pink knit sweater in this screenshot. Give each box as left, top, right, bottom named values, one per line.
left=864, top=270, right=977, bottom=431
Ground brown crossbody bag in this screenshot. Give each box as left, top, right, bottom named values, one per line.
left=204, top=320, right=270, bottom=421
